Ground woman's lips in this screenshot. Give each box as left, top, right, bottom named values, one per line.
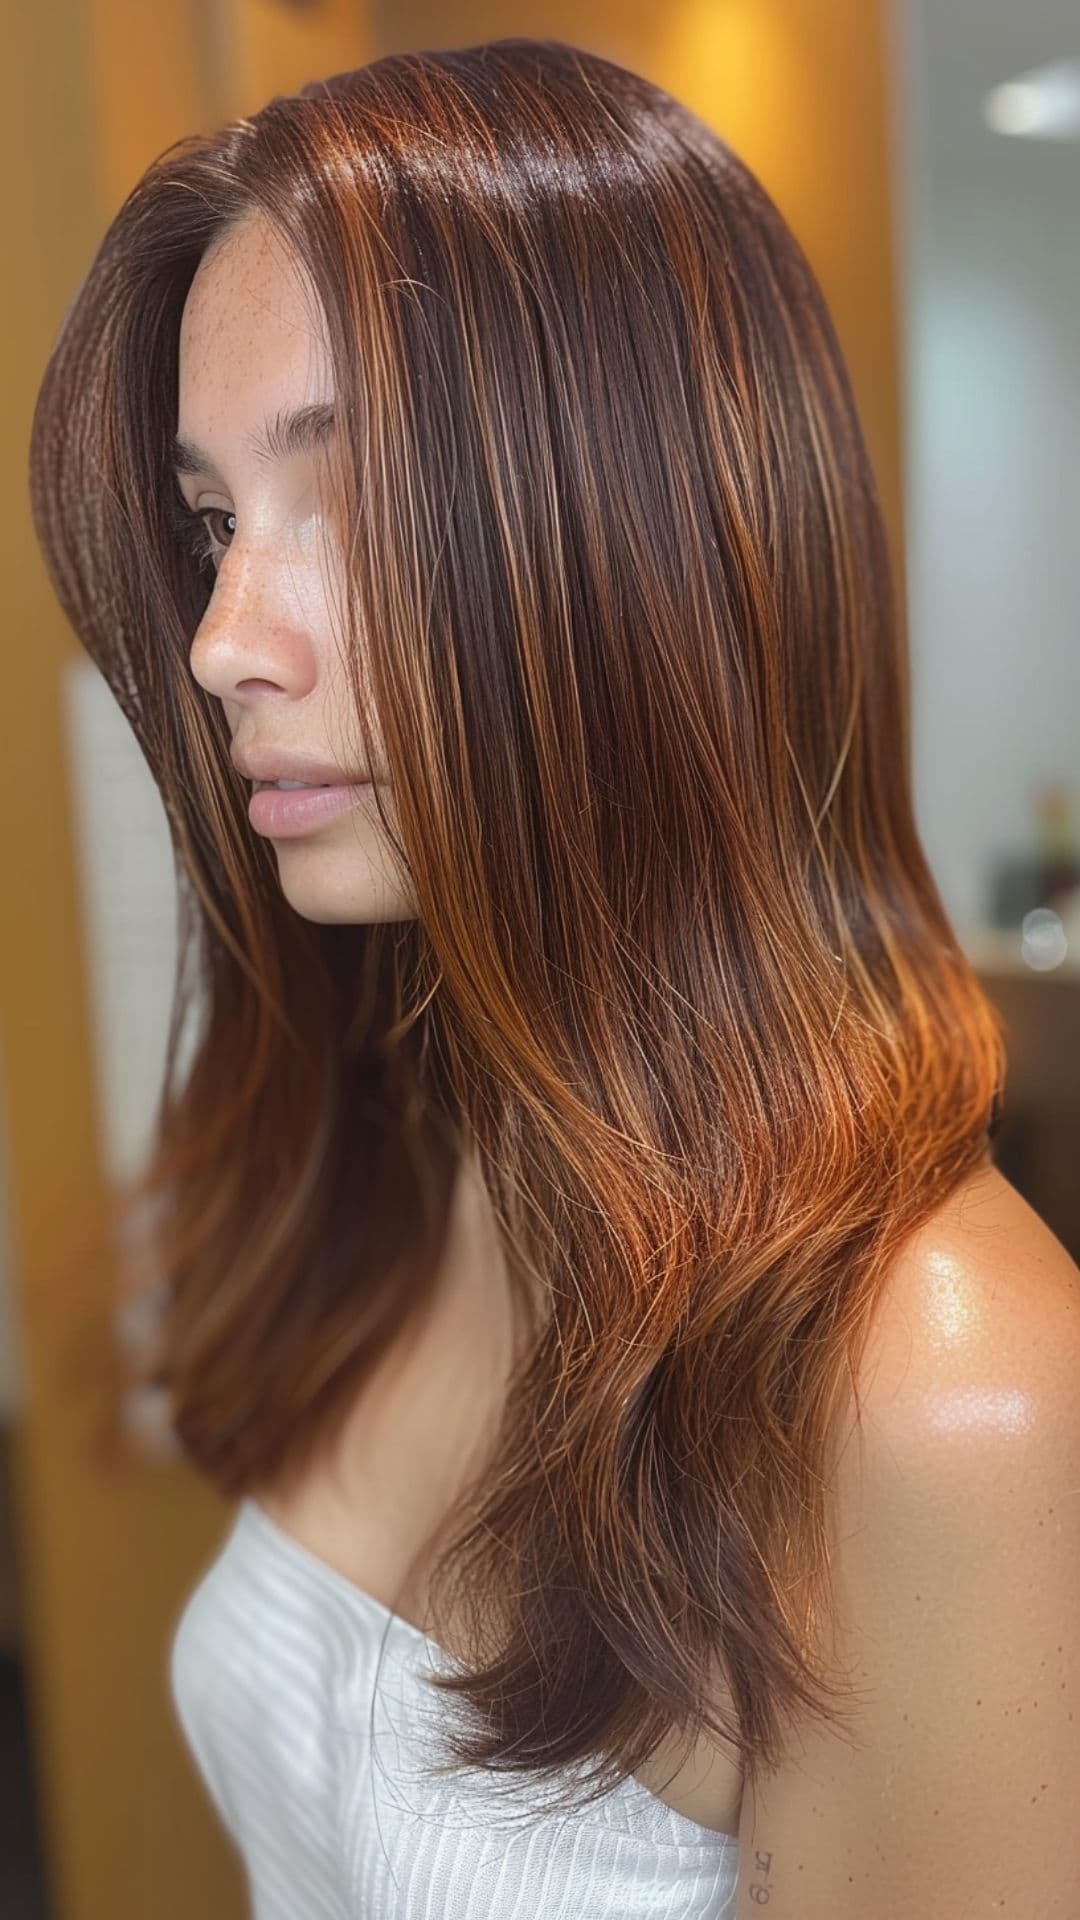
left=247, top=780, right=371, bottom=837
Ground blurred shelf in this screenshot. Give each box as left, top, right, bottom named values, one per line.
left=962, top=924, right=1080, bottom=983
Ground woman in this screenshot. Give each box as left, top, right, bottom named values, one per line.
left=28, top=37, right=1078, bottom=1920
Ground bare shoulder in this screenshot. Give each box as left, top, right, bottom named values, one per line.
left=736, top=1164, right=1080, bottom=1917
left=897, top=1154, right=1079, bottom=1307
left=851, top=1158, right=1080, bottom=1453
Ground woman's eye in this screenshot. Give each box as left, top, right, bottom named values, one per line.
left=191, top=507, right=235, bottom=566
left=168, top=495, right=236, bottom=570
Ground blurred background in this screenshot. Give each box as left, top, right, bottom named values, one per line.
left=1, top=2, right=1077, bottom=1914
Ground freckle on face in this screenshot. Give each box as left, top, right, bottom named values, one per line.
left=177, top=213, right=418, bottom=928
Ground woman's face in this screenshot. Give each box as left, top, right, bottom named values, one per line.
left=176, top=211, right=418, bottom=924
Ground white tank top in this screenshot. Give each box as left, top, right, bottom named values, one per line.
left=168, top=1496, right=740, bottom=1917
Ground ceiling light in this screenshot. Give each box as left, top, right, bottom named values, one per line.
left=983, top=58, right=1080, bottom=139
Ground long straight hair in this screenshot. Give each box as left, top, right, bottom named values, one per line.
left=29, top=38, right=1006, bottom=1816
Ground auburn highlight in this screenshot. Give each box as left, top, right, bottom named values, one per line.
left=28, top=38, right=1006, bottom=1821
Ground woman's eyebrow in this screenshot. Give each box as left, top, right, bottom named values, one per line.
left=169, top=401, right=337, bottom=480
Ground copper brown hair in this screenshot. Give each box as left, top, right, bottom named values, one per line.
left=28, top=37, right=1006, bottom=1820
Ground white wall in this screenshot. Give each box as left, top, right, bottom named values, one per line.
left=895, top=0, right=1080, bottom=941
left=907, top=183, right=1080, bottom=937
left=0, top=665, right=181, bottom=1430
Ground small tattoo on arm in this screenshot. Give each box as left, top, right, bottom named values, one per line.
left=748, top=1846, right=774, bottom=1906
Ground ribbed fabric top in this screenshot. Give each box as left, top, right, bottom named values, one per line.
left=168, top=1496, right=739, bottom=1918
